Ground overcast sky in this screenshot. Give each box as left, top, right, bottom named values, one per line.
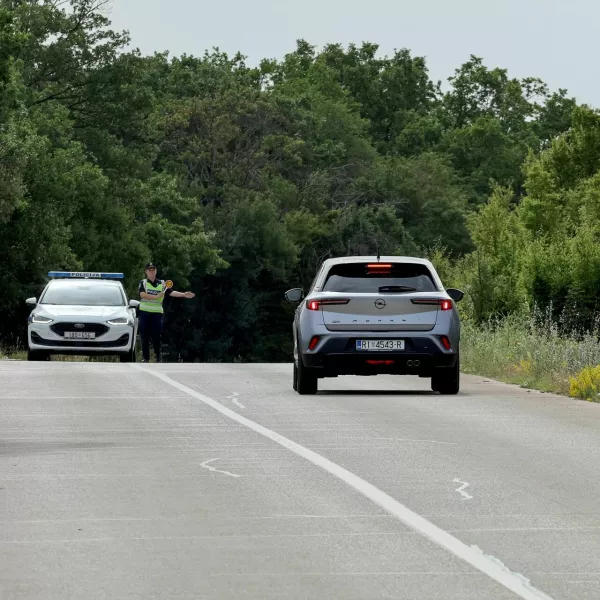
left=107, top=0, right=598, bottom=106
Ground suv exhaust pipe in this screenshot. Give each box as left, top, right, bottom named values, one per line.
left=407, top=360, right=413, bottom=367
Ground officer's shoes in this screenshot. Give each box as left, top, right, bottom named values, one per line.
left=141, top=359, right=149, bottom=363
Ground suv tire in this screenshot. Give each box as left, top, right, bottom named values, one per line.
left=296, top=345, right=318, bottom=395
left=432, top=354, right=460, bottom=395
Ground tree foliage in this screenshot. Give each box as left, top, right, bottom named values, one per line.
left=0, top=0, right=589, bottom=356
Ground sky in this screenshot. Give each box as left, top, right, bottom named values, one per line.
left=107, top=0, right=598, bottom=106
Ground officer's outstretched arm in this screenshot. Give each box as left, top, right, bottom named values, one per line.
left=170, top=291, right=195, bottom=299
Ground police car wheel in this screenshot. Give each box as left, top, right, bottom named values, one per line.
left=119, top=346, right=136, bottom=363
left=27, top=350, right=49, bottom=361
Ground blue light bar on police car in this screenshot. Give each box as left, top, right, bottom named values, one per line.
left=48, top=271, right=124, bottom=279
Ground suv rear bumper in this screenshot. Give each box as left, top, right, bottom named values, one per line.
left=301, top=335, right=457, bottom=377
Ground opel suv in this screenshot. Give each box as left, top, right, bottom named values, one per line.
left=285, top=256, right=464, bottom=395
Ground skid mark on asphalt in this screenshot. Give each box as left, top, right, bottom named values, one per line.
left=200, top=458, right=241, bottom=478
left=132, top=364, right=554, bottom=600
left=453, top=478, right=473, bottom=500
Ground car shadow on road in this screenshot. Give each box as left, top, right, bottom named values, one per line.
left=317, top=390, right=436, bottom=396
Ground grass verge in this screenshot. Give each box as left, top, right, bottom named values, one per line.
left=0, top=344, right=137, bottom=362
left=461, top=312, right=600, bottom=401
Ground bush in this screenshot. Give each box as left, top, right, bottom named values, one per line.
left=569, top=365, right=600, bottom=401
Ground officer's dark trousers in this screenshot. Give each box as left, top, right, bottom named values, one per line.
left=139, top=310, right=163, bottom=361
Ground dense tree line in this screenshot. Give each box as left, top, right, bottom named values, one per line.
left=0, top=0, right=595, bottom=360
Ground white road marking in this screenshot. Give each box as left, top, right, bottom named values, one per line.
left=227, top=391, right=245, bottom=410
left=132, top=365, right=554, bottom=600
left=453, top=478, right=473, bottom=500
left=200, top=458, right=240, bottom=478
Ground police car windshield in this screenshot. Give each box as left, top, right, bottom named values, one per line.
left=41, top=282, right=125, bottom=306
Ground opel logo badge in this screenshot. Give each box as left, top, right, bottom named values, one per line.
left=74, top=324, right=85, bottom=329
left=375, top=299, right=386, bottom=309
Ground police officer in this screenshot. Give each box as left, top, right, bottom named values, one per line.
left=138, top=263, right=195, bottom=363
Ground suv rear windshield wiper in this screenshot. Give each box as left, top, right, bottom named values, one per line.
left=378, top=286, right=417, bottom=293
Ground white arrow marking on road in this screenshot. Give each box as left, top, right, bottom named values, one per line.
left=200, top=458, right=240, bottom=478
left=227, top=391, right=245, bottom=410
left=453, top=478, right=473, bottom=500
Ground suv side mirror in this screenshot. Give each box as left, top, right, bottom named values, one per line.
left=129, top=299, right=140, bottom=308
left=25, top=297, right=37, bottom=306
left=285, top=288, right=304, bottom=303
left=446, top=288, right=464, bottom=302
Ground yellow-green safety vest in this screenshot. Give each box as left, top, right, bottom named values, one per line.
left=140, top=279, right=166, bottom=314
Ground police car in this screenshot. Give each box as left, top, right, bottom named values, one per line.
left=26, top=272, right=139, bottom=362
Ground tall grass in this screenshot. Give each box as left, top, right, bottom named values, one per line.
left=461, top=307, right=600, bottom=398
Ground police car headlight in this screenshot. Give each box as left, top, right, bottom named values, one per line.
left=31, top=315, right=53, bottom=324
left=107, top=317, right=131, bottom=326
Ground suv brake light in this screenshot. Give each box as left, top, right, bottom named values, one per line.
left=366, top=263, right=392, bottom=275
left=307, top=299, right=350, bottom=311
left=411, top=298, right=453, bottom=311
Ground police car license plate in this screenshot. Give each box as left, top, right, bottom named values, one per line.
left=356, top=340, right=405, bottom=351
left=64, top=332, right=95, bottom=340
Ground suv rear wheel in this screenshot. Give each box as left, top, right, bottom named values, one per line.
left=431, top=354, right=460, bottom=395
left=295, top=343, right=318, bottom=395
left=293, top=362, right=298, bottom=391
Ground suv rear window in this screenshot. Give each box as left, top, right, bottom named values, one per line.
left=323, top=263, right=437, bottom=293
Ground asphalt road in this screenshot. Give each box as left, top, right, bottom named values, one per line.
left=2, top=362, right=600, bottom=599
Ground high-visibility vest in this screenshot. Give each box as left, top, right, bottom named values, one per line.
left=140, top=279, right=165, bottom=314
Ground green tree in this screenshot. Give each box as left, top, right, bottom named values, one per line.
left=460, top=186, right=529, bottom=322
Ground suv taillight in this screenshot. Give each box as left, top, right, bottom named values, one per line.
left=411, top=298, right=453, bottom=311
left=307, top=299, right=350, bottom=311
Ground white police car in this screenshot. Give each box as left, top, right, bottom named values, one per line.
left=26, top=272, right=139, bottom=362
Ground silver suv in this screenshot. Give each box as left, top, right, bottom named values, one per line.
left=285, top=256, right=463, bottom=395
